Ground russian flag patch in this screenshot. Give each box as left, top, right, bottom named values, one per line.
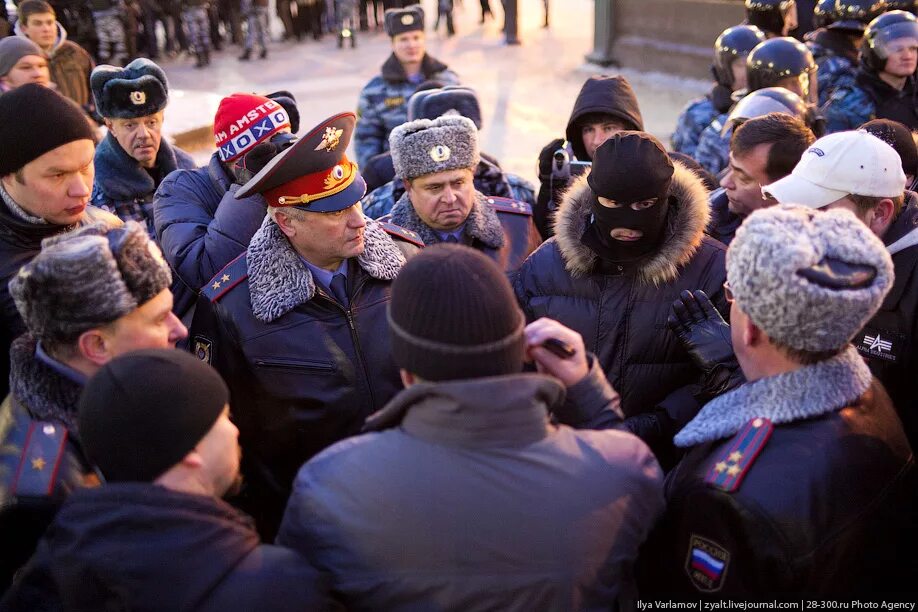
left=685, top=534, right=730, bottom=592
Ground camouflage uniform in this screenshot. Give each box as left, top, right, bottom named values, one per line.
left=806, top=34, right=858, bottom=107
left=694, top=113, right=731, bottom=175
left=362, top=157, right=536, bottom=220
left=672, top=97, right=718, bottom=158
left=354, top=53, right=459, bottom=170
left=823, top=78, right=876, bottom=133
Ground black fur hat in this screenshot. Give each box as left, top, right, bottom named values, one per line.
left=91, top=58, right=169, bottom=119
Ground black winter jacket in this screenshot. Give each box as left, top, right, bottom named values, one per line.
left=515, top=162, right=727, bottom=463
left=2, top=484, right=332, bottom=610
left=189, top=217, right=420, bottom=540
left=640, top=348, right=916, bottom=595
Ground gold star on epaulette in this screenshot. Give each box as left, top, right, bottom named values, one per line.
left=728, top=451, right=743, bottom=462
left=714, top=461, right=728, bottom=473
left=727, top=464, right=741, bottom=477
left=221, top=274, right=230, bottom=282
left=212, top=281, right=221, bottom=290
left=32, top=457, right=46, bottom=471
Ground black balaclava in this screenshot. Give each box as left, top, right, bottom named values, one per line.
left=583, top=131, right=674, bottom=263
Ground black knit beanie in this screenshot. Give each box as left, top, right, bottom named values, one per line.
left=78, top=349, right=229, bottom=483
left=388, top=244, right=525, bottom=381
left=0, top=84, right=96, bottom=176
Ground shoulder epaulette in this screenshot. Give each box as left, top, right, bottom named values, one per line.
left=486, top=196, right=532, bottom=216
left=202, top=254, right=249, bottom=302
left=378, top=221, right=425, bottom=247
left=12, top=420, right=68, bottom=497
left=705, top=417, right=774, bottom=493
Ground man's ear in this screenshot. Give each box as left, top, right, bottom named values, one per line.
left=76, top=328, right=113, bottom=367
left=273, top=210, right=297, bottom=238
left=869, top=198, right=896, bottom=235
left=180, top=449, right=204, bottom=469
left=743, top=316, right=762, bottom=350
left=399, top=369, right=416, bottom=388
left=103, top=118, right=113, bottom=130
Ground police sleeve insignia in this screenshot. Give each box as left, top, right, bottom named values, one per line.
left=194, top=336, right=213, bottom=364
left=686, top=534, right=730, bottom=592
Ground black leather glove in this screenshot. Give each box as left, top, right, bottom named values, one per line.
left=537, top=138, right=566, bottom=180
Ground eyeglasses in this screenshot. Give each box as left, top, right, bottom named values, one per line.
left=723, top=281, right=735, bottom=303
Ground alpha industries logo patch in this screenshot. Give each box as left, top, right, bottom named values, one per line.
left=855, top=327, right=902, bottom=363
left=686, top=534, right=730, bottom=592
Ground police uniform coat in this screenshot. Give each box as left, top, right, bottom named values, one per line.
left=514, top=163, right=728, bottom=462
left=384, top=190, right=541, bottom=273
left=189, top=216, right=421, bottom=540
left=354, top=53, right=459, bottom=170
left=639, top=348, right=915, bottom=595
left=824, top=66, right=918, bottom=133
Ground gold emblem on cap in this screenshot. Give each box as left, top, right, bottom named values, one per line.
left=130, top=91, right=146, bottom=105
left=315, top=126, right=344, bottom=153
left=430, top=145, right=451, bottom=162
left=401, top=14, right=414, bottom=25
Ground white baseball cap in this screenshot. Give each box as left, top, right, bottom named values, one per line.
left=762, top=130, right=906, bottom=209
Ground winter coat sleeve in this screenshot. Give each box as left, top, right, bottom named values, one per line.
left=823, top=84, right=874, bottom=134
left=154, top=170, right=266, bottom=292
left=552, top=354, right=625, bottom=430
left=355, top=78, right=388, bottom=171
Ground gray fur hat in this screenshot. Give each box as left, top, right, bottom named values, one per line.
left=9, top=221, right=172, bottom=347
left=727, top=205, right=893, bottom=352
left=389, top=115, right=480, bottom=181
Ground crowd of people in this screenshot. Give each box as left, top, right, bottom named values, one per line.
left=1, top=0, right=918, bottom=607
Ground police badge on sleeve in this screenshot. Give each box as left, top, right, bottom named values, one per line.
left=685, top=534, right=730, bottom=592
left=193, top=336, right=213, bottom=364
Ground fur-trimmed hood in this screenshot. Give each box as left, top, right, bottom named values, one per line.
left=553, top=160, right=711, bottom=285
left=245, top=216, right=406, bottom=323
left=8, top=334, right=83, bottom=434
left=92, top=132, right=195, bottom=202
left=389, top=189, right=505, bottom=249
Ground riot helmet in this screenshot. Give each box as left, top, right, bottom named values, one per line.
left=722, top=87, right=809, bottom=136
left=745, top=0, right=798, bottom=37
left=747, top=37, right=818, bottom=103
left=712, top=25, right=768, bottom=89
left=861, top=10, right=918, bottom=72
left=828, top=0, right=887, bottom=33
left=884, top=1, right=917, bottom=14
left=813, top=0, right=839, bottom=28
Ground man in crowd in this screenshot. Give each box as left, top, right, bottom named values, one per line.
left=382, top=115, right=540, bottom=272
left=0, top=37, right=50, bottom=94
left=90, top=58, right=195, bottom=239
left=709, top=110, right=815, bottom=245
left=515, top=131, right=727, bottom=466
left=0, top=221, right=186, bottom=590
left=190, top=112, right=422, bottom=540
left=2, top=350, right=331, bottom=610
left=355, top=5, right=459, bottom=170
left=642, top=205, right=914, bottom=594
left=763, top=129, right=918, bottom=448
left=535, top=75, right=644, bottom=239
left=16, top=0, right=95, bottom=115
left=672, top=25, right=766, bottom=158
left=745, top=0, right=798, bottom=37
left=279, top=244, right=663, bottom=609
left=825, top=9, right=918, bottom=131
left=0, top=85, right=115, bottom=399
left=154, top=91, right=296, bottom=320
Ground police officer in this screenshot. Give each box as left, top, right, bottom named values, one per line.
left=824, top=10, right=918, bottom=131
left=190, top=112, right=423, bottom=540
left=354, top=5, right=459, bottom=170
left=672, top=25, right=767, bottom=158
left=695, top=36, right=818, bottom=174
left=380, top=114, right=540, bottom=272
left=745, top=0, right=798, bottom=37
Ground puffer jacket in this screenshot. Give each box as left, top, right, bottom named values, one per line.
left=354, top=53, right=460, bottom=169
left=189, top=216, right=421, bottom=540
left=153, top=153, right=269, bottom=320
left=385, top=190, right=541, bottom=272
left=640, top=348, right=916, bottom=594
left=514, top=162, right=727, bottom=460
left=278, top=372, right=663, bottom=611
left=0, top=196, right=118, bottom=399
left=2, top=483, right=332, bottom=611
left=705, top=187, right=743, bottom=246
left=853, top=193, right=918, bottom=450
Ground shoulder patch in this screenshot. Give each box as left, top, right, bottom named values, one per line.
left=378, top=221, right=425, bottom=247
left=487, top=196, right=532, bottom=216
left=12, top=421, right=68, bottom=497
left=686, top=534, right=730, bottom=592
left=202, top=254, right=249, bottom=302
left=705, top=417, right=774, bottom=492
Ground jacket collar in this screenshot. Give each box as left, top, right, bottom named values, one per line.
left=381, top=52, right=449, bottom=82
left=9, top=334, right=84, bottom=434
left=207, top=152, right=233, bottom=194
left=389, top=189, right=505, bottom=249
left=363, top=373, right=565, bottom=448
left=554, top=161, right=711, bottom=284
left=93, top=132, right=184, bottom=202
left=884, top=191, right=918, bottom=255
left=674, top=347, right=872, bottom=447
left=246, top=216, right=405, bottom=323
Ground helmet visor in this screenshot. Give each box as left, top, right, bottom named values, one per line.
left=871, top=20, right=918, bottom=59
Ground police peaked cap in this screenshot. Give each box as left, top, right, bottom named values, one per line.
left=91, top=58, right=169, bottom=119
left=385, top=5, right=425, bottom=37
left=235, top=112, right=366, bottom=213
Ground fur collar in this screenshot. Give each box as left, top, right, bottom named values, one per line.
left=93, top=132, right=194, bottom=202
left=9, top=334, right=83, bottom=434
left=246, top=216, right=406, bottom=323
left=381, top=53, right=449, bottom=82
left=389, top=190, right=505, bottom=249
left=553, top=161, right=711, bottom=284
left=674, top=347, right=872, bottom=447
